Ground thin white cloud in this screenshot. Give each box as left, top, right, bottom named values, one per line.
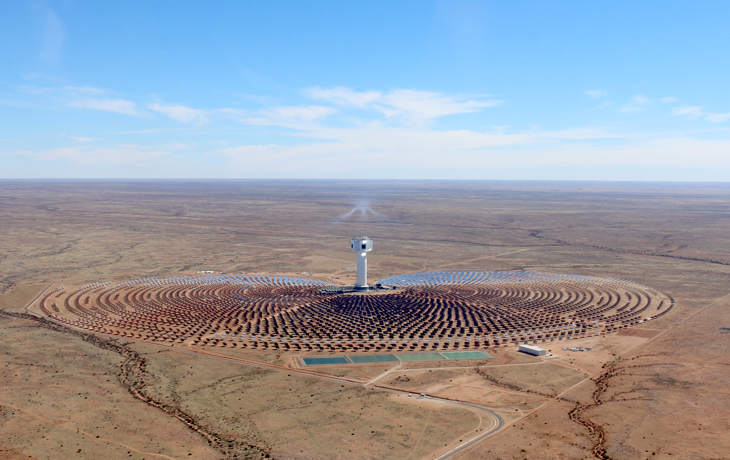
left=19, top=145, right=169, bottom=165
left=705, top=113, right=730, bottom=123
left=266, top=105, right=337, bottom=121
left=305, top=87, right=381, bottom=108
left=221, top=87, right=622, bottom=173
left=304, top=86, right=500, bottom=123
left=673, top=106, right=704, bottom=118
left=18, top=85, right=140, bottom=115
left=376, top=89, right=500, bottom=122
left=68, top=136, right=94, bottom=143
left=149, top=103, right=208, bottom=124
left=540, top=137, right=730, bottom=168
left=215, top=120, right=624, bottom=177
left=223, top=105, right=337, bottom=129
left=216, top=132, right=730, bottom=176
left=19, top=85, right=107, bottom=97
left=673, top=106, right=730, bottom=122
left=586, top=90, right=607, bottom=98
left=69, top=99, right=138, bottom=115
left=159, top=141, right=198, bottom=151
left=621, top=95, right=650, bottom=112
left=620, top=94, right=676, bottom=113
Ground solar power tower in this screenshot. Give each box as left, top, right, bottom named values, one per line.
left=351, top=236, right=373, bottom=289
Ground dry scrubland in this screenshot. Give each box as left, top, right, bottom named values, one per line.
left=2, top=180, right=730, bottom=460
left=137, top=343, right=480, bottom=460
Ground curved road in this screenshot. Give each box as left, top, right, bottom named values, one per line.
left=432, top=400, right=504, bottom=459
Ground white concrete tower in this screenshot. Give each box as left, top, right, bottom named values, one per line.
left=351, top=236, right=373, bottom=289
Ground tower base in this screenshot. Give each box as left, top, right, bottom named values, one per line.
left=319, top=283, right=398, bottom=295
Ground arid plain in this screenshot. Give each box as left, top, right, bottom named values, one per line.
left=1, top=180, right=730, bottom=460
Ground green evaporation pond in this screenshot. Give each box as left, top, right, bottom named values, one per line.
left=347, top=354, right=398, bottom=363
left=440, top=351, right=493, bottom=360
left=301, top=356, right=350, bottom=365
left=396, top=352, right=446, bottom=361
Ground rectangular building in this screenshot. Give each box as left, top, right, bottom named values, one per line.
left=519, top=344, right=547, bottom=356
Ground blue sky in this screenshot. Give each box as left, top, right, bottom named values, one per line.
left=1, top=1, right=729, bottom=180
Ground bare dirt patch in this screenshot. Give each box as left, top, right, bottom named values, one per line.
left=0, top=446, right=36, bottom=460
left=617, top=327, right=662, bottom=339
left=0, top=313, right=222, bottom=460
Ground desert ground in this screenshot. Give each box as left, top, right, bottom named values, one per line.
left=1, top=180, right=730, bottom=460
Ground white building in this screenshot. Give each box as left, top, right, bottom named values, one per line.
left=519, top=344, right=547, bottom=356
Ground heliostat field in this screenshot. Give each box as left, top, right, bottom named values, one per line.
left=37, top=270, right=673, bottom=352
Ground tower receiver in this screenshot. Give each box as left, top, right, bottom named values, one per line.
left=350, top=236, right=373, bottom=290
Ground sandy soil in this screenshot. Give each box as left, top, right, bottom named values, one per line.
left=0, top=314, right=221, bottom=460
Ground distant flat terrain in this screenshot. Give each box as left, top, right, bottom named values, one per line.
left=1, top=180, right=730, bottom=459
